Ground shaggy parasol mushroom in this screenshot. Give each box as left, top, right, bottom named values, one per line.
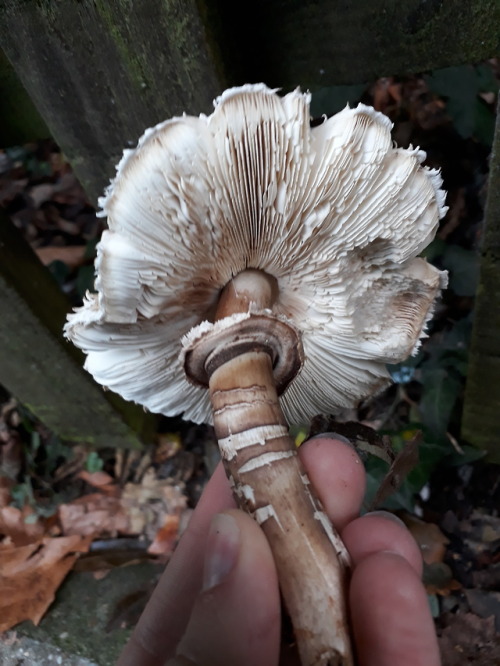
left=65, top=84, right=447, bottom=666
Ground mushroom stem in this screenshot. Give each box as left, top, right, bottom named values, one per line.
left=205, top=270, right=354, bottom=666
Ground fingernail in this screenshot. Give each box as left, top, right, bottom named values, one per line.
left=308, top=432, right=353, bottom=446
left=364, top=510, right=406, bottom=528
left=203, top=513, right=240, bottom=591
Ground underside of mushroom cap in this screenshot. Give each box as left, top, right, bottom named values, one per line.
left=65, top=84, right=448, bottom=425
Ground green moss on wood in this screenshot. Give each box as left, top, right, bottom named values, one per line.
left=0, top=0, right=225, bottom=202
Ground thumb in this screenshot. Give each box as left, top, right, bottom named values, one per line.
left=166, top=509, right=281, bottom=666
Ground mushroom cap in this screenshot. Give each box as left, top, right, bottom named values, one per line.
left=65, top=83, right=447, bottom=425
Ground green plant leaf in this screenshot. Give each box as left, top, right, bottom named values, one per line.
left=310, top=84, right=366, bottom=117
left=84, top=238, right=99, bottom=260
left=48, top=259, right=70, bottom=287
left=85, top=451, right=104, bottom=473
left=420, top=237, right=446, bottom=263
left=441, top=245, right=479, bottom=297
left=475, top=64, right=499, bottom=94
left=428, top=594, right=440, bottom=618
left=425, top=65, right=478, bottom=138
left=76, top=264, right=96, bottom=296
left=474, top=98, right=496, bottom=146
left=425, top=64, right=496, bottom=144
left=419, top=368, right=462, bottom=438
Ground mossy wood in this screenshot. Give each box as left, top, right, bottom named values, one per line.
left=1, top=0, right=500, bottom=456
left=0, top=48, right=49, bottom=146
left=462, top=105, right=500, bottom=463
left=0, top=214, right=153, bottom=449
left=208, top=0, right=500, bottom=89
left=1, top=1, right=499, bottom=200
left=0, top=0, right=226, bottom=203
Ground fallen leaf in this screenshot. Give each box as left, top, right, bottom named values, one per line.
left=73, top=537, right=151, bottom=572
left=92, top=569, right=110, bottom=581
left=473, top=563, right=500, bottom=589
left=58, top=493, right=129, bottom=537
left=308, top=416, right=395, bottom=465
left=0, top=535, right=91, bottom=631
left=27, top=183, right=55, bottom=208
left=438, top=613, right=500, bottom=666
left=0, top=630, right=19, bottom=646
left=147, top=514, right=180, bottom=558
left=0, top=477, right=13, bottom=508
left=371, top=433, right=421, bottom=508
left=154, top=433, right=182, bottom=465
left=402, top=513, right=450, bottom=565
left=121, top=468, right=187, bottom=540
left=464, top=589, right=500, bottom=631
left=0, top=506, right=46, bottom=546
left=105, top=587, right=155, bottom=633
left=78, top=470, right=118, bottom=497
left=460, top=511, right=500, bottom=557
left=423, top=561, right=461, bottom=596
left=35, top=245, right=87, bottom=269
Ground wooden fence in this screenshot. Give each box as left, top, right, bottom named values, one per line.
left=0, top=0, right=499, bottom=454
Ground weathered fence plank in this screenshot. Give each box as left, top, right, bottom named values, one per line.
left=0, top=214, right=153, bottom=448
left=0, top=48, right=49, bottom=146
left=462, top=105, right=500, bottom=462
left=2, top=1, right=499, bottom=202
left=1, top=0, right=500, bottom=454
left=206, top=0, right=500, bottom=88
left=0, top=0, right=226, bottom=202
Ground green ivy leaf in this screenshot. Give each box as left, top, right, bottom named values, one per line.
left=310, top=84, right=366, bottom=117
left=48, top=259, right=70, bottom=287
left=441, top=245, right=479, bottom=297
left=419, top=368, right=461, bottom=438
left=76, top=264, right=96, bottom=296
left=85, top=451, right=104, bottom=473
left=420, top=237, right=446, bottom=263
left=425, top=64, right=496, bottom=145
left=428, top=594, right=440, bottom=618
left=425, top=65, right=478, bottom=138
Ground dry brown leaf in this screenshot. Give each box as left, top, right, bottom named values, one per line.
left=371, top=433, right=421, bottom=509
left=147, top=514, right=180, bottom=558
left=0, top=477, right=14, bottom=508
left=0, top=506, right=46, bottom=546
left=309, top=416, right=395, bottom=465
left=27, top=183, right=55, bottom=208
left=402, top=513, right=450, bottom=565
left=35, top=245, right=87, bottom=268
left=154, top=433, right=182, bottom=464
left=424, top=562, right=462, bottom=596
left=78, top=470, right=118, bottom=497
left=0, top=631, right=19, bottom=646
left=52, top=172, right=86, bottom=206
left=0, top=535, right=91, bottom=631
left=439, top=613, right=500, bottom=666
left=464, top=589, right=500, bottom=629
left=0, top=177, right=28, bottom=205
left=121, top=469, right=187, bottom=541
left=78, top=470, right=114, bottom=487
left=58, top=492, right=129, bottom=537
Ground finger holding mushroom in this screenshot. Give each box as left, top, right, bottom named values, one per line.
left=66, top=84, right=447, bottom=666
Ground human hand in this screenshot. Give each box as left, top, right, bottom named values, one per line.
left=117, top=436, right=441, bottom=666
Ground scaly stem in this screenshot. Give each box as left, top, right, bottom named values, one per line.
left=205, top=270, right=354, bottom=666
